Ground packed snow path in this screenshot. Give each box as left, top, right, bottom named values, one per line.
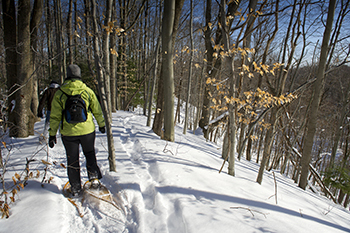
left=1, top=110, right=350, bottom=233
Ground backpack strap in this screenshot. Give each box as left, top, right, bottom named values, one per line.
left=59, top=88, right=68, bottom=130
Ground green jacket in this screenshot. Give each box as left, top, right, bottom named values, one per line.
left=49, top=79, right=105, bottom=137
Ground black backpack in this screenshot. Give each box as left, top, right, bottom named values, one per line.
left=60, top=89, right=88, bottom=124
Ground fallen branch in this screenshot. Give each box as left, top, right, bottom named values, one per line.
left=163, top=142, right=174, bottom=155
left=230, top=206, right=268, bottom=218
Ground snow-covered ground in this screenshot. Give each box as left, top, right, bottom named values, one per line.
left=1, top=110, right=350, bottom=233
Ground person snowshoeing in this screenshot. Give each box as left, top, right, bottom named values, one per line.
left=48, top=64, right=106, bottom=197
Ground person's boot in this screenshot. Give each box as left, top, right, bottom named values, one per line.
left=70, top=185, right=82, bottom=198
left=90, top=178, right=100, bottom=189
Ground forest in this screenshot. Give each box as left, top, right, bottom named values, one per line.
left=1, top=0, right=350, bottom=212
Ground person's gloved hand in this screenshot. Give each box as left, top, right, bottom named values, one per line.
left=99, top=126, right=106, bottom=134
left=49, top=135, right=56, bottom=148
left=37, top=112, right=43, bottom=118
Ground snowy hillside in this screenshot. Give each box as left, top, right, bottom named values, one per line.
left=0, top=110, right=349, bottom=233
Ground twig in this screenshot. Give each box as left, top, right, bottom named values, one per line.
left=84, top=189, right=121, bottom=210
left=41, top=142, right=50, bottom=186
left=230, top=206, right=268, bottom=218
left=163, top=142, right=174, bottom=155
left=323, top=205, right=334, bottom=215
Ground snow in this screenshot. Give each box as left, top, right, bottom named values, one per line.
left=1, top=110, right=350, bottom=233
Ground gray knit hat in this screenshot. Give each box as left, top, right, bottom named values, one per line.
left=67, top=64, right=81, bottom=79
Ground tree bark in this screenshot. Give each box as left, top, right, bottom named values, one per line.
left=161, top=0, right=176, bottom=142
left=30, top=0, right=44, bottom=126
left=15, top=0, right=32, bottom=137
left=2, top=0, right=17, bottom=135
left=152, top=0, right=184, bottom=137
left=54, top=0, right=65, bottom=83
left=91, top=0, right=116, bottom=172
left=329, top=82, right=350, bottom=168
left=45, top=0, right=53, bottom=78
left=67, top=0, right=74, bottom=64
left=110, top=9, right=117, bottom=112
left=183, top=0, right=194, bottom=134
left=299, top=0, right=336, bottom=190
left=103, top=0, right=113, bottom=118
left=200, top=0, right=213, bottom=139
left=220, top=0, right=238, bottom=176
left=147, top=36, right=161, bottom=127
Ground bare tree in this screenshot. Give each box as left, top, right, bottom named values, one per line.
left=183, top=0, right=194, bottom=135
left=2, top=0, right=17, bottom=135
left=299, top=0, right=336, bottom=190
left=91, top=0, right=116, bottom=172
left=67, top=0, right=74, bottom=64
left=162, top=0, right=176, bottom=141
left=152, top=0, right=184, bottom=138
left=2, top=0, right=43, bottom=137
left=30, top=0, right=44, bottom=124
left=54, top=0, right=66, bottom=83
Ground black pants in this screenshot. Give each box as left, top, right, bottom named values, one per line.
left=62, top=131, right=102, bottom=189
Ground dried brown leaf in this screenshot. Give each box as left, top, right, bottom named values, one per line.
left=11, top=189, right=17, bottom=195
left=41, top=160, right=52, bottom=166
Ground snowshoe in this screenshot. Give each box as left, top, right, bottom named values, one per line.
left=83, top=180, right=121, bottom=210
left=63, top=180, right=121, bottom=218
left=62, top=182, right=84, bottom=217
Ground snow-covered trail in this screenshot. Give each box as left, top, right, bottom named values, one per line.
left=111, top=112, right=185, bottom=233
left=42, top=110, right=187, bottom=233
left=39, top=118, right=129, bottom=233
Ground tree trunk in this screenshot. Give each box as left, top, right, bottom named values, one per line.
left=344, top=193, right=350, bottom=208
left=103, top=0, right=113, bottom=118
left=2, top=0, right=17, bottom=136
left=200, top=0, right=213, bottom=139
left=45, top=0, right=53, bottom=78
left=152, top=68, right=164, bottom=137
left=67, top=0, right=74, bottom=64
left=183, top=0, right=194, bottom=134
left=143, top=2, right=149, bottom=116
left=147, top=36, right=161, bottom=127
left=161, top=0, right=176, bottom=142
left=299, top=0, right=336, bottom=190
left=257, top=110, right=277, bottom=184
left=220, top=0, right=237, bottom=176
left=84, top=0, right=93, bottom=66
left=118, top=0, right=127, bottom=109
left=329, top=81, right=350, bottom=167
left=14, top=0, right=32, bottom=138
left=110, top=3, right=117, bottom=112
left=30, top=0, right=44, bottom=126
left=175, top=79, right=182, bottom=124
left=152, top=0, right=184, bottom=138
left=91, top=0, right=116, bottom=172
left=54, top=0, right=65, bottom=83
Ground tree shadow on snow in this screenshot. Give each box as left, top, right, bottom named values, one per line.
left=155, top=185, right=350, bottom=233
